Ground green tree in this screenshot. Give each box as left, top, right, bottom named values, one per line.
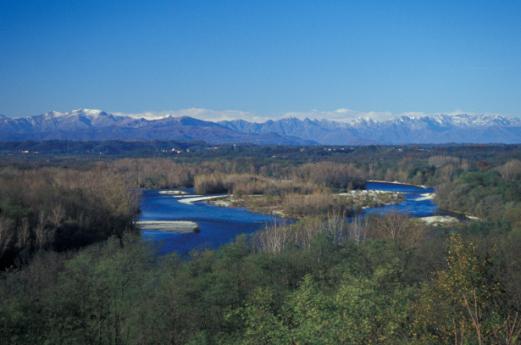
left=413, top=234, right=520, bottom=345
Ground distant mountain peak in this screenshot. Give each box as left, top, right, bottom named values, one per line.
left=220, top=113, right=521, bottom=144
left=0, top=109, right=311, bottom=145
left=0, top=109, right=520, bottom=144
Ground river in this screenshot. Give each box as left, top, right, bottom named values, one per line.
left=139, top=181, right=437, bottom=255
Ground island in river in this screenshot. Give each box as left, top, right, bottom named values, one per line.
left=139, top=181, right=464, bottom=256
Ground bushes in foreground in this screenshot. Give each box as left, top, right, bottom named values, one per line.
left=1, top=215, right=520, bottom=345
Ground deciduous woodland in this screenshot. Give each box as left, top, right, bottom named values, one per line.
left=1, top=144, right=521, bottom=344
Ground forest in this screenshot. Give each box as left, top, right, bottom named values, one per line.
left=1, top=144, right=521, bottom=344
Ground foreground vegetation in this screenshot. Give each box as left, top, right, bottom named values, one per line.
left=1, top=144, right=521, bottom=344
left=1, top=215, right=520, bottom=344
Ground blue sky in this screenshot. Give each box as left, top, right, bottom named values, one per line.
left=1, top=0, right=520, bottom=119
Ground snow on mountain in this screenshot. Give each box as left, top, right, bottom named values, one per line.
left=0, top=110, right=520, bottom=144
left=0, top=109, right=312, bottom=145
left=221, top=113, right=521, bottom=144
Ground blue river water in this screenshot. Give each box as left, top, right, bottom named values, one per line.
left=363, top=182, right=436, bottom=217
left=139, top=190, right=280, bottom=255
left=140, top=182, right=437, bottom=255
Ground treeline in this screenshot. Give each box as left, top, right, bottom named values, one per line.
left=0, top=167, right=139, bottom=268
left=5, top=144, right=519, bottom=191
left=109, top=147, right=511, bottom=192
left=2, top=142, right=520, bottom=165
left=0, top=140, right=204, bottom=156
left=7, top=144, right=521, bottom=187
left=437, top=159, right=521, bottom=223
left=107, top=155, right=468, bottom=192
left=1, top=214, right=520, bottom=344
left=109, top=159, right=366, bottom=192
left=194, top=173, right=320, bottom=195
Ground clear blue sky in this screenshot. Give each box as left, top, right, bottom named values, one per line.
left=1, top=0, right=520, bottom=117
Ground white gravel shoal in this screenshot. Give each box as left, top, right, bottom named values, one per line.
left=177, top=195, right=229, bottom=205
left=159, top=190, right=188, bottom=195
left=137, top=220, right=199, bottom=232
left=414, top=193, right=435, bottom=201
left=367, top=180, right=428, bottom=188
left=419, top=216, right=459, bottom=225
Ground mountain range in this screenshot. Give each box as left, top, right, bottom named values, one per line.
left=1, top=109, right=521, bottom=145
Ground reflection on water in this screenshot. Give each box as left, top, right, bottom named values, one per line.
left=140, top=182, right=438, bottom=255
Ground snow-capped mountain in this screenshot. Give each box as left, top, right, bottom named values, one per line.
left=0, top=109, right=520, bottom=144
left=221, top=114, right=521, bottom=144
left=0, top=109, right=312, bottom=145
